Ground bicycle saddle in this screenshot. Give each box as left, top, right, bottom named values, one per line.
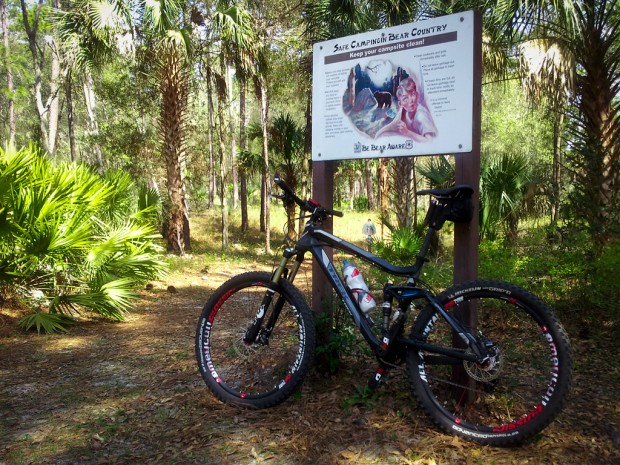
left=416, top=185, right=474, bottom=199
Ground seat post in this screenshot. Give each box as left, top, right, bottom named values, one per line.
left=412, top=227, right=436, bottom=277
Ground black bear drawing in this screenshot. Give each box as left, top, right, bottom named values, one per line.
left=373, top=91, right=392, bottom=109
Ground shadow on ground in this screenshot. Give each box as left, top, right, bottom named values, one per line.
left=1, top=264, right=619, bottom=465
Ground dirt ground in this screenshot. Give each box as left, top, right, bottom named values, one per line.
left=1, top=260, right=619, bottom=465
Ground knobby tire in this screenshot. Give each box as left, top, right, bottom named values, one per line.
left=196, top=272, right=316, bottom=408
left=407, top=280, right=572, bottom=446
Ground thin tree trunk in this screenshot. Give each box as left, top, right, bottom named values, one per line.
left=218, top=101, right=229, bottom=250
left=378, top=157, right=389, bottom=238
left=365, top=159, right=375, bottom=210
left=20, top=0, right=49, bottom=152
left=299, top=96, right=312, bottom=234
left=227, top=64, right=239, bottom=209
left=259, top=75, right=270, bottom=253
left=239, top=78, right=249, bottom=231
left=412, top=157, right=418, bottom=226
left=66, top=70, right=76, bottom=161
left=83, top=74, right=103, bottom=173
left=218, top=59, right=230, bottom=250
left=349, top=174, right=355, bottom=210
left=204, top=42, right=215, bottom=208
left=551, top=111, right=564, bottom=225
left=1, top=0, right=15, bottom=145
left=47, top=27, right=61, bottom=156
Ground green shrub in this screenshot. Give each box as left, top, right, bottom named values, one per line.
left=373, top=223, right=425, bottom=266
left=589, top=239, right=620, bottom=316
left=0, top=145, right=167, bottom=333
left=353, top=196, right=369, bottom=211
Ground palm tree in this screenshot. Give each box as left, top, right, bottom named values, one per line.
left=211, top=3, right=256, bottom=249
left=480, top=151, right=533, bottom=242
left=55, top=0, right=130, bottom=170
left=237, top=146, right=263, bottom=227
left=134, top=0, right=195, bottom=255
left=476, top=0, right=620, bottom=244
left=55, top=0, right=193, bottom=254
left=269, top=114, right=305, bottom=239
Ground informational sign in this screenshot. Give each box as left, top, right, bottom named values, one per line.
left=312, top=11, right=475, bottom=161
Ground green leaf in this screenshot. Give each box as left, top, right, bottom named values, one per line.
left=18, top=312, right=75, bottom=334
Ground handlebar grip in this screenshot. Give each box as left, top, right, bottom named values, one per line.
left=331, top=209, right=344, bottom=217
left=274, top=174, right=295, bottom=196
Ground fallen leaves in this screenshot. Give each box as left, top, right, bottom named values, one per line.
left=1, top=266, right=619, bottom=465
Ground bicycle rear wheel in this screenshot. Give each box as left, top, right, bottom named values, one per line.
left=196, top=272, right=315, bottom=408
left=407, top=280, right=572, bottom=446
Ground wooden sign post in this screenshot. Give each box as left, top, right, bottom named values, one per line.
left=311, top=11, right=482, bottom=317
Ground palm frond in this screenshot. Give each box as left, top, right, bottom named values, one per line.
left=417, top=156, right=455, bottom=189
left=18, top=311, right=75, bottom=334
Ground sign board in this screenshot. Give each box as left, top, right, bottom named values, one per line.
left=312, top=11, right=475, bottom=161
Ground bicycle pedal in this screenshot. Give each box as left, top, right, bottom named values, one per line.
left=368, top=367, right=385, bottom=390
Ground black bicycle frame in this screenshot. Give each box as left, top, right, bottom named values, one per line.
left=286, top=223, right=482, bottom=364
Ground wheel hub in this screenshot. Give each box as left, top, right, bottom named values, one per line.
left=464, top=345, right=502, bottom=382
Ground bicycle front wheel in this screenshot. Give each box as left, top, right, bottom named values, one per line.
left=196, top=272, right=316, bottom=408
left=407, top=280, right=572, bottom=446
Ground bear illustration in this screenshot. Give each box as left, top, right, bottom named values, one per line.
left=374, top=91, right=392, bottom=109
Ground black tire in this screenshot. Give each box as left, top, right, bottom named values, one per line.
left=196, top=272, right=316, bottom=408
left=407, top=280, right=572, bottom=446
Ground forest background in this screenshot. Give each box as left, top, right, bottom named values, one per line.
left=1, top=0, right=619, bottom=331
left=0, top=0, right=619, bottom=462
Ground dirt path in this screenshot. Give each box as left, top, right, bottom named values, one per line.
left=1, top=264, right=619, bottom=465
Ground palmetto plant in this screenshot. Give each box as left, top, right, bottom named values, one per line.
left=269, top=114, right=305, bottom=239
left=480, top=151, right=533, bottom=241
left=417, top=155, right=455, bottom=190
left=0, top=146, right=167, bottom=333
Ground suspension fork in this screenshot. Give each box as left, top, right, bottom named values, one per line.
left=242, top=248, right=304, bottom=344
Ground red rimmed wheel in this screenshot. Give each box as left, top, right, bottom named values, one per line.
left=407, top=280, right=572, bottom=446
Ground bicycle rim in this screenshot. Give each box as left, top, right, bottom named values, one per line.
left=198, top=279, right=309, bottom=402
left=410, top=285, right=570, bottom=443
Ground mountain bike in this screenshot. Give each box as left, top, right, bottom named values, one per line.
left=195, top=175, right=572, bottom=446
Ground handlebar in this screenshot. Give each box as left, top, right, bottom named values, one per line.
left=274, top=174, right=343, bottom=218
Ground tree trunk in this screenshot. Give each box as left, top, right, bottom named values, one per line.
left=218, top=106, right=229, bottom=251
left=412, top=157, right=418, bottom=226
left=226, top=64, right=239, bottom=209
left=218, top=61, right=229, bottom=250
left=378, top=157, right=389, bottom=238
left=1, top=0, right=15, bottom=146
left=66, top=70, right=76, bottom=162
left=365, top=159, right=375, bottom=210
left=299, top=95, right=311, bottom=235
left=574, top=1, right=620, bottom=245
left=160, top=47, right=190, bottom=254
left=392, top=157, right=415, bottom=228
left=348, top=174, right=355, bottom=210
left=205, top=43, right=215, bottom=209
left=551, top=111, right=564, bottom=225
left=83, top=74, right=104, bottom=174
left=207, top=81, right=216, bottom=209
left=259, top=75, right=270, bottom=253
left=20, top=0, right=61, bottom=155
left=239, top=78, right=249, bottom=231
left=47, top=27, right=61, bottom=156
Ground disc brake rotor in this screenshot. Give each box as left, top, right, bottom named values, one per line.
left=463, top=345, right=502, bottom=382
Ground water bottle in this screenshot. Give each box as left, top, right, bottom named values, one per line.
left=342, top=260, right=376, bottom=313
